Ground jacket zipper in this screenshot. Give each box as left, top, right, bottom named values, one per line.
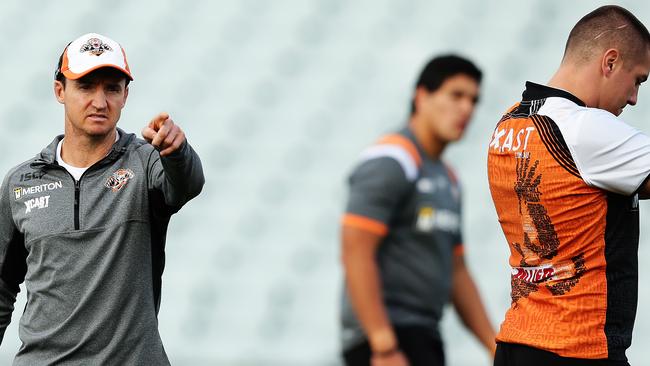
left=74, top=180, right=81, bottom=230
left=49, top=167, right=82, bottom=230
left=35, top=144, right=124, bottom=231
left=70, top=151, right=121, bottom=230
left=41, top=156, right=112, bottom=231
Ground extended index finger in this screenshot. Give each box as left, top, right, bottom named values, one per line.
left=151, top=118, right=175, bottom=148
left=141, top=126, right=156, bottom=142
left=149, top=112, right=170, bottom=130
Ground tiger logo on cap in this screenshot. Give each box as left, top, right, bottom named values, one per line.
left=80, top=38, right=113, bottom=56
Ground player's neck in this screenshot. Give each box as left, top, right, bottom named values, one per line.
left=548, top=62, right=598, bottom=107
left=409, top=117, right=446, bottom=160
left=60, top=128, right=117, bottom=168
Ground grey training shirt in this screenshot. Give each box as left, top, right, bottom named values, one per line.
left=340, top=127, right=463, bottom=351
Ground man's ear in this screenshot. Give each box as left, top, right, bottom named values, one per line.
left=123, top=84, right=129, bottom=106
left=413, top=86, right=431, bottom=114
left=54, top=80, right=65, bottom=104
left=601, top=48, right=620, bottom=77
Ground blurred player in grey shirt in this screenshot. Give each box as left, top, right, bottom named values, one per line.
left=340, top=55, right=495, bottom=366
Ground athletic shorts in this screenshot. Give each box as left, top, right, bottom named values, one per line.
left=494, top=342, right=631, bottom=366
left=342, top=325, right=444, bottom=366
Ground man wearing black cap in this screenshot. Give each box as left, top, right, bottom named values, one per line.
left=340, top=55, right=495, bottom=366
left=0, top=33, right=204, bottom=365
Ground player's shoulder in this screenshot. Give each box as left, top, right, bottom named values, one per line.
left=131, top=137, right=154, bottom=152
left=538, top=96, right=592, bottom=123
left=0, top=156, right=44, bottom=187
left=355, top=129, right=422, bottom=182
left=122, top=131, right=155, bottom=155
left=540, top=97, right=619, bottom=123
left=538, top=97, right=635, bottom=144
left=572, top=104, right=622, bottom=127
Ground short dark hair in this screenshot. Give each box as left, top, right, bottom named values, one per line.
left=411, top=55, right=482, bottom=115
left=54, top=45, right=130, bottom=87
left=54, top=43, right=71, bottom=85
left=564, top=5, right=650, bottom=66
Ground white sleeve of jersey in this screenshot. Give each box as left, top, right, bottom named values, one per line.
left=557, top=107, right=650, bottom=195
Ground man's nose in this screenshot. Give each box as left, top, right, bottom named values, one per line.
left=628, top=88, right=639, bottom=106
left=90, top=88, right=108, bottom=109
left=460, top=97, right=474, bottom=116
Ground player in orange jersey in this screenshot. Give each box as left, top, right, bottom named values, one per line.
left=488, top=5, right=650, bottom=366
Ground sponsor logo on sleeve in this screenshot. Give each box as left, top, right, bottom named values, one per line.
left=105, top=169, right=134, bottom=192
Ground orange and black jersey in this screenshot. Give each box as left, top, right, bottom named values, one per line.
left=488, top=82, right=650, bottom=361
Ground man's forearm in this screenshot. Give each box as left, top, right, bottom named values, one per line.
left=158, top=140, right=205, bottom=204
left=343, top=251, right=397, bottom=353
left=342, top=227, right=397, bottom=353
left=452, top=264, right=496, bottom=353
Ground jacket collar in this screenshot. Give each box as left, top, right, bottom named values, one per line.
left=33, top=127, right=135, bottom=167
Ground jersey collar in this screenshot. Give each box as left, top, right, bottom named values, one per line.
left=522, top=81, right=586, bottom=107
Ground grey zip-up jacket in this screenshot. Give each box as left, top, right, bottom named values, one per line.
left=0, top=128, right=204, bottom=365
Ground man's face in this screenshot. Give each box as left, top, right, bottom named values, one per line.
left=602, top=49, right=650, bottom=116
left=54, top=68, right=129, bottom=137
left=418, top=74, right=480, bottom=143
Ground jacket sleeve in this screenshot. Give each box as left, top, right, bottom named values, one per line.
left=145, top=139, right=205, bottom=209
left=0, top=175, right=26, bottom=344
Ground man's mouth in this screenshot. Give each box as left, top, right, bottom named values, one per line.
left=87, top=114, right=108, bottom=121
